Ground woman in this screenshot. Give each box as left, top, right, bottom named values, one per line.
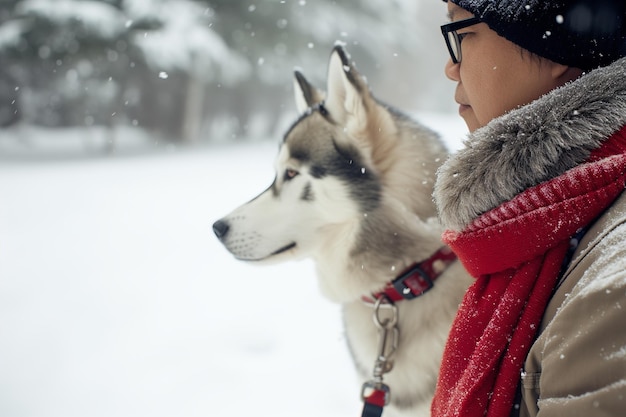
left=432, top=1, right=626, bottom=416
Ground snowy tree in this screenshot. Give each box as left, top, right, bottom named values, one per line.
left=194, top=0, right=439, bottom=141
left=125, top=0, right=251, bottom=141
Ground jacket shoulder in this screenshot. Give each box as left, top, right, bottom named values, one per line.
left=520, top=191, right=626, bottom=417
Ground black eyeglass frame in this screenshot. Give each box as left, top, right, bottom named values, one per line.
left=441, top=17, right=481, bottom=64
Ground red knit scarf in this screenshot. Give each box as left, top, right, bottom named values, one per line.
left=431, top=126, right=626, bottom=417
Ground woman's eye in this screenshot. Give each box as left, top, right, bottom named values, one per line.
left=284, top=169, right=299, bottom=180
left=457, top=32, right=469, bottom=43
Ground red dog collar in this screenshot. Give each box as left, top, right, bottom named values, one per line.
left=363, top=247, right=457, bottom=304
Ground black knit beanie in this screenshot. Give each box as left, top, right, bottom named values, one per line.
left=446, top=0, right=626, bottom=71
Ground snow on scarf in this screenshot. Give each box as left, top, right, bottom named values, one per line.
left=431, top=126, right=626, bottom=417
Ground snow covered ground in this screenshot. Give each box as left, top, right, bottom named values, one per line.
left=0, top=112, right=466, bottom=417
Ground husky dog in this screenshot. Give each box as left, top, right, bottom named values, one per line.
left=213, top=45, right=471, bottom=417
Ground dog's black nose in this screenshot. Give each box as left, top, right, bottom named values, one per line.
left=212, top=220, right=229, bottom=239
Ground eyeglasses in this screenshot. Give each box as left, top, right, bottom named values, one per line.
left=441, top=17, right=481, bottom=64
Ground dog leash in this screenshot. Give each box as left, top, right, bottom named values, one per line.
left=360, top=296, right=398, bottom=417
left=360, top=247, right=458, bottom=417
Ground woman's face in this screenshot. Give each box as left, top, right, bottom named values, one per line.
left=444, top=3, right=574, bottom=132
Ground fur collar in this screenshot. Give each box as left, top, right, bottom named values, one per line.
left=435, top=57, right=626, bottom=231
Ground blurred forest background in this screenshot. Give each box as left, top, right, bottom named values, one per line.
left=0, top=0, right=455, bottom=153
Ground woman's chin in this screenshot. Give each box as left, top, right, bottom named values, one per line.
left=459, top=106, right=480, bottom=132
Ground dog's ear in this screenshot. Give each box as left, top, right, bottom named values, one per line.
left=293, top=69, right=325, bottom=114
left=324, top=44, right=371, bottom=125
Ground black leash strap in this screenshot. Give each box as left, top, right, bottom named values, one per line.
left=362, top=402, right=384, bottom=417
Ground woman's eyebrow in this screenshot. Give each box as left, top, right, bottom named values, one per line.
left=447, top=7, right=471, bottom=22
left=447, top=9, right=460, bottom=22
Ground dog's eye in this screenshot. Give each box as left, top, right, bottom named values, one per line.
left=284, top=169, right=299, bottom=180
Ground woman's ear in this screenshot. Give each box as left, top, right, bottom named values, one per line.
left=552, top=63, right=583, bottom=84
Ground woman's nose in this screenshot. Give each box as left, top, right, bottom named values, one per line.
left=444, top=58, right=460, bottom=82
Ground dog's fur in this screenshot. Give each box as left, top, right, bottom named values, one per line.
left=213, top=45, right=471, bottom=416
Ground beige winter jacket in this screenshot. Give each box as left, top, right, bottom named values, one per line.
left=518, top=191, right=626, bottom=417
